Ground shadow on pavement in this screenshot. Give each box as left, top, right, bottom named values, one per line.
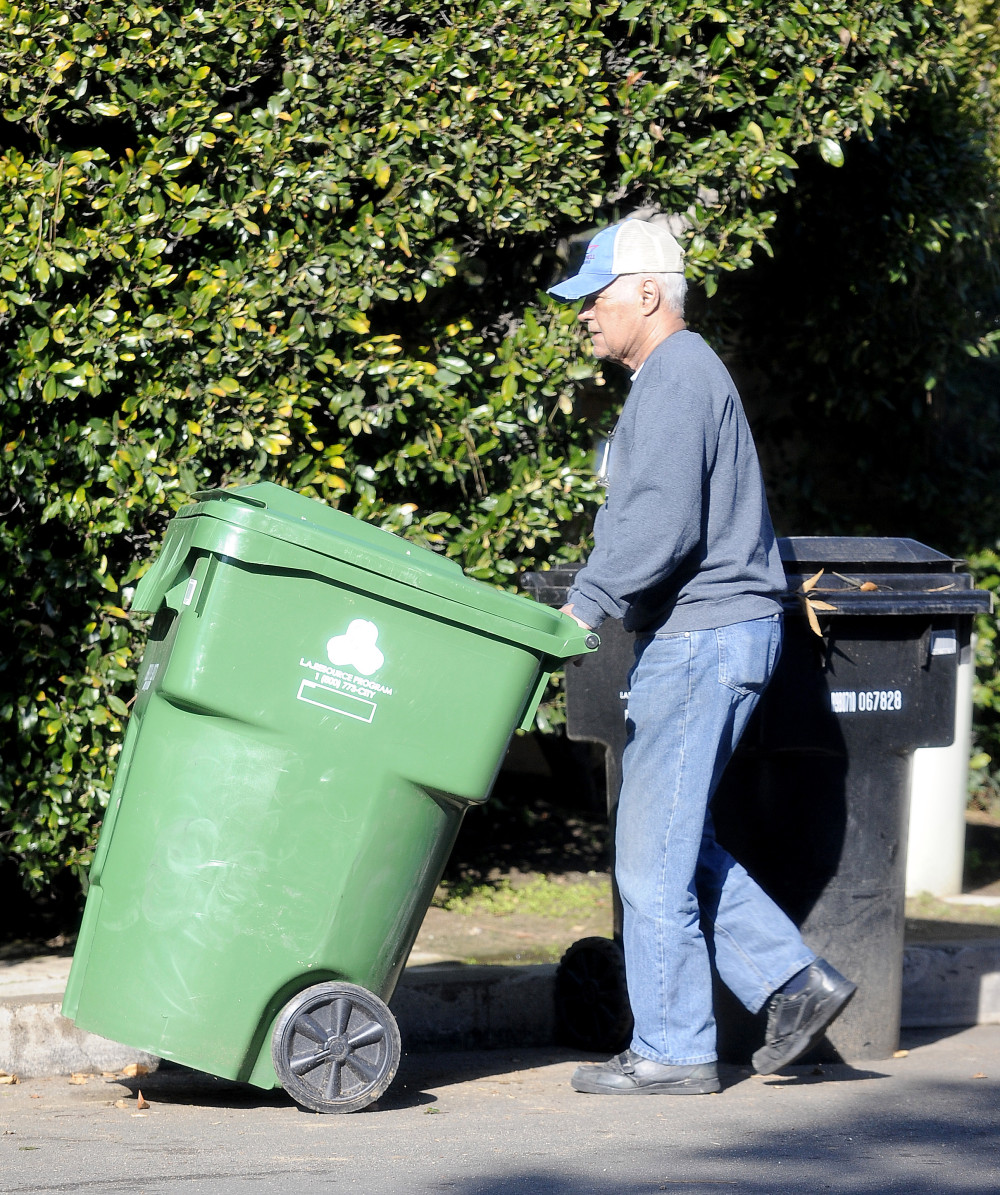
left=114, top=1048, right=589, bottom=1114
left=115, top=1064, right=292, bottom=1111
left=397, top=1078, right=999, bottom=1193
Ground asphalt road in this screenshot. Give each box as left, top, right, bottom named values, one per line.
left=2, top=1026, right=998, bottom=1195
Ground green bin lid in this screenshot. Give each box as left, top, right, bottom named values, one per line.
left=171, top=482, right=563, bottom=637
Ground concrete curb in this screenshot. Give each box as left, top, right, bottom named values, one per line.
left=0, top=995, right=160, bottom=1079
left=2, top=943, right=999, bottom=1079
left=0, top=960, right=560, bottom=1080
left=901, top=939, right=1000, bottom=1028
left=392, top=963, right=557, bottom=1052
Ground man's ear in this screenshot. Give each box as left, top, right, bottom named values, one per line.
left=638, top=276, right=661, bottom=312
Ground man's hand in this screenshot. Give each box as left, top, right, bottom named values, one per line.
left=560, top=603, right=592, bottom=630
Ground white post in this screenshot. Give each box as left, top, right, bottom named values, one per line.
left=905, top=643, right=975, bottom=897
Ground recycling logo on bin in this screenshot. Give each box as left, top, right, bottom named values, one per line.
left=296, top=618, right=394, bottom=724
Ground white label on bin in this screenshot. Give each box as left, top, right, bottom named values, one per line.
left=296, top=617, right=394, bottom=725
left=326, top=619, right=384, bottom=676
left=297, top=679, right=376, bottom=723
left=930, top=630, right=957, bottom=656
left=830, top=689, right=903, bottom=714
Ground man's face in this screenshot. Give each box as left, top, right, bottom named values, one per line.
left=577, top=275, right=643, bottom=368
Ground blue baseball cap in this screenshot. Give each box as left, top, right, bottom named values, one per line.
left=548, top=219, right=685, bottom=301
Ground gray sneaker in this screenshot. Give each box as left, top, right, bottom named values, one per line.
left=571, top=1049, right=720, bottom=1095
left=753, top=958, right=857, bottom=1076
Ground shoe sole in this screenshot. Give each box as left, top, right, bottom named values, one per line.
left=571, top=1076, right=721, bottom=1096
left=752, top=981, right=857, bottom=1076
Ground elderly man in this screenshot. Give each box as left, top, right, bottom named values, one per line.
left=548, top=218, right=855, bottom=1095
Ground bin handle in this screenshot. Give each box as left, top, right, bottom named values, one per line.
left=191, top=488, right=268, bottom=509
left=517, top=668, right=553, bottom=732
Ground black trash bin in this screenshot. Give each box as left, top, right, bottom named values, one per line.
left=523, top=537, right=992, bottom=1063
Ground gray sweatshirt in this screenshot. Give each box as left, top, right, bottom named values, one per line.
left=566, top=329, right=786, bottom=634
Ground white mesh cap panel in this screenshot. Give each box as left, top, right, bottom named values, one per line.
left=610, top=220, right=685, bottom=275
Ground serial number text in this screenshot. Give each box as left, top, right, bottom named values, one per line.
left=830, top=689, right=903, bottom=714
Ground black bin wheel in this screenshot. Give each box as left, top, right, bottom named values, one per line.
left=555, top=936, right=633, bottom=1054
left=272, top=981, right=401, bottom=1114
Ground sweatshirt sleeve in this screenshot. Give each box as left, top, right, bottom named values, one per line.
left=565, top=348, right=716, bottom=629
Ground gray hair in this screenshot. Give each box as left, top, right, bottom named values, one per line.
left=640, top=271, right=687, bottom=317
left=604, top=270, right=688, bottom=317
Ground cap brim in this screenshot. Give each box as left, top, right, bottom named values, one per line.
left=546, top=271, right=618, bottom=301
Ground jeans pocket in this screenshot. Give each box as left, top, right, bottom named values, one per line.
left=716, top=616, right=781, bottom=696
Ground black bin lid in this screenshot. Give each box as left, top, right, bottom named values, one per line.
left=778, top=537, right=961, bottom=573
left=522, top=540, right=992, bottom=616
left=779, top=537, right=991, bottom=616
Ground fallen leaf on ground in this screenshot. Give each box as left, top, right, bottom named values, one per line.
left=120, top=1063, right=149, bottom=1078
left=972, top=1072, right=987, bottom=1079
left=137, top=1091, right=150, bottom=1110
left=68, top=1073, right=91, bottom=1085
left=114, top=1098, right=131, bottom=1109
left=0, top=1072, right=18, bottom=1085
left=893, top=1049, right=909, bottom=1058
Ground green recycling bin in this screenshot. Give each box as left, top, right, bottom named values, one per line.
left=62, top=483, right=595, bottom=1112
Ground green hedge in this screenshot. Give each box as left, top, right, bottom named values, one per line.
left=969, top=550, right=1000, bottom=813
left=1, top=1, right=994, bottom=898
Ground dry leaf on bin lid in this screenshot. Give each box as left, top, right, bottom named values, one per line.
left=795, top=569, right=838, bottom=638
left=802, top=595, right=837, bottom=638
left=860, top=581, right=878, bottom=591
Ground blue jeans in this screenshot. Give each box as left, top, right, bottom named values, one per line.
left=616, top=614, right=815, bottom=1066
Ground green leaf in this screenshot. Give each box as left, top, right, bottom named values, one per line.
left=818, top=137, right=844, bottom=167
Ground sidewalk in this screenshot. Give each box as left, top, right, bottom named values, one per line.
left=2, top=1029, right=999, bottom=1194
left=3, top=930, right=999, bottom=1080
